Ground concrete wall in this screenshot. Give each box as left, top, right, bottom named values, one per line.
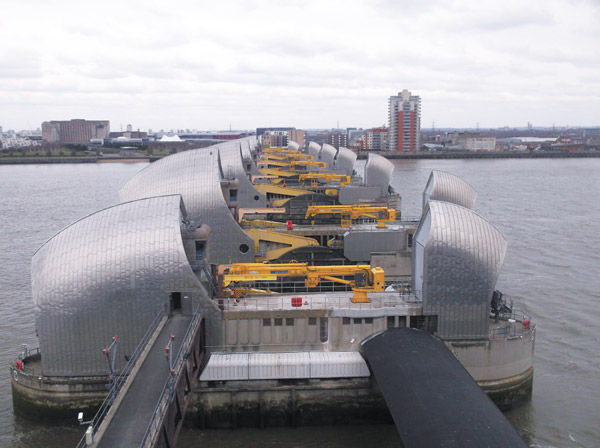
left=447, top=326, right=536, bottom=382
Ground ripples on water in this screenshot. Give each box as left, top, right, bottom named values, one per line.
left=1, top=159, right=598, bottom=447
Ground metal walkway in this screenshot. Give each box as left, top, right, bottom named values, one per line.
left=362, top=328, right=527, bottom=448
left=89, top=312, right=204, bottom=448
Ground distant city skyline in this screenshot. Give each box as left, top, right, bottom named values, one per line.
left=1, top=0, right=599, bottom=131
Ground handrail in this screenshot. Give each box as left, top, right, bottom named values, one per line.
left=489, top=309, right=533, bottom=339
left=75, top=306, right=166, bottom=448
left=221, top=290, right=420, bottom=311
left=139, top=306, right=202, bottom=448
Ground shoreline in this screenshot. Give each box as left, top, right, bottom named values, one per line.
left=1, top=150, right=599, bottom=165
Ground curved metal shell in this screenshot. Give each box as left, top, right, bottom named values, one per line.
left=31, top=195, right=202, bottom=376
left=219, top=142, right=266, bottom=207
left=240, top=137, right=261, bottom=176
left=287, top=141, right=300, bottom=151
left=413, top=201, right=507, bottom=339
left=336, top=147, right=357, bottom=176
left=423, top=170, right=477, bottom=211
left=119, top=143, right=255, bottom=264
left=320, top=143, right=338, bottom=169
left=364, top=153, right=394, bottom=196
left=307, top=141, right=321, bottom=158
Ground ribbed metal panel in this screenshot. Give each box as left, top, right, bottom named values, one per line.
left=336, top=147, right=357, bottom=176
left=199, top=351, right=368, bottom=381
left=320, top=143, right=338, bottom=169
left=364, top=153, right=394, bottom=196
left=249, top=352, right=311, bottom=379
left=240, top=137, right=261, bottom=176
left=423, top=170, right=477, bottom=211
left=413, top=201, right=507, bottom=339
left=119, top=142, right=255, bottom=264
left=287, top=141, right=300, bottom=151
left=309, top=351, right=370, bottom=378
left=31, top=196, right=202, bottom=376
left=307, top=141, right=321, bottom=158
left=200, top=353, right=249, bottom=381
left=218, top=142, right=266, bottom=208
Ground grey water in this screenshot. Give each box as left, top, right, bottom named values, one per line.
left=0, top=158, right=598, bottom=447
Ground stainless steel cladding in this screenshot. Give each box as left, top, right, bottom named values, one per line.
left=413, top=201, right=507, bottom=340
left=336, top=147, right=357, bottom=176
left=422, top=170, right=477, bottom=211
left=320, top=143, right=338, bottom=169
left=218, top=142, right=266, bottom=208
left=287, top=141, right=300, bottom=151
left=364, top=153, right=394, bottom=196
left=240, top=137, right=262, bottom=176
left=307, top=141, right=321, bottom=158
left=119, top=143, right=255, bottom=264
left=31, top=196, right=202, bottom=377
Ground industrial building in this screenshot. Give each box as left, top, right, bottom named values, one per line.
left=41, top=119, right=110, bottom=144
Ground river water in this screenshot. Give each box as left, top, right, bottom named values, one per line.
left=1, top=158, right=598, bottom=447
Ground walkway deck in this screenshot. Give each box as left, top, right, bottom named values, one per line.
left=362, top=328, right=527, bottom=448
left=96, top=314, right=192, bottom=447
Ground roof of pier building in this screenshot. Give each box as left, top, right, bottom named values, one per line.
left=31, top=195, right=204, bottom=377
left=413, top=200, right=507, bottom=340
left=119, top=139, right=258, bottom=264
left=422, top=170, right=477, bottom=212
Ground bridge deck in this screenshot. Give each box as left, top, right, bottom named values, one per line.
left=97, top=314, right=192, bottom=447
left=362, top=328, right=527, bottom=448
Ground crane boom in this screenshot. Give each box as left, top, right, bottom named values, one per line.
left=221, top=262, right=385, bottom=303
left=305, top=205, right=397, bottom=228
left=298, top=173, right=351, bottom=188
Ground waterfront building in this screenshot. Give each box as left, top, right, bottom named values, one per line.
left=328, top=132, right=347, bottom=149
left=261, top=130, right=288, bottom=147
left=388, top=89, right=421, bottom=151
left=287, top=129, right=306, bottom=148
left=42, top=119, right=110, bottom=144
left=449, top=132, right=497, bottom=151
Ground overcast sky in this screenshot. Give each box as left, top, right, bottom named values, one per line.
left=1, top=0, right=598, bottom=132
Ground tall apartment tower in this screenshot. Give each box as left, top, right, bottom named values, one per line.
left=388, top=89, right=421, bottom=151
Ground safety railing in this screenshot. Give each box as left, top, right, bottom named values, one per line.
left=220, top=290, right=420, bottom=312
left=139, top=306, right=202, bottom=448
left=489, top=310, right=533, bottom=340
left=75, top=306, right=167, bottom=448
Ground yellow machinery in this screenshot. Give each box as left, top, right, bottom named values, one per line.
left=262, top=147, right=301, bottom=156
left=222, top=262, right=385, bottom=303
left=238, top=208, right=286, bottom=222
left=289, top=160, right=326, bottom=172
left=261, top=153, right=313, bottom=162
left=244, top=229, right=320, bottom=262
left=305, top=205, right=397, bottom=228
left=257, top=167, right=297, bottom=178
left=298, top=173, right=352, bottom=188
left=253, top=184, right=311, bottom=205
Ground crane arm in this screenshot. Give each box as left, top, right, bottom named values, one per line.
left=221, top=262, right=385, bottom=303
left=304, top=205, right=397, bottom=228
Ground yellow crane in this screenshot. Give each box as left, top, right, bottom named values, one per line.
left=298, top=173, right=352, bottom=188
left=261, top=153, right=313, bottom=162
left=289, top=160, right=326, bottom=172
left=244, top=229, right=320, bottom=262
left=305, top=205, right=397, bottom=228
left=221, top=262, right=385, bottom=303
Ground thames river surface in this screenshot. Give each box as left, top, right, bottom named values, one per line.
left=1, top=158, right=599, bottom=447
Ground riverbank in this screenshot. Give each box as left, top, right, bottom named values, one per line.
left=356, top=150, right=600, bottom=159
left=0, top=156, right=149, bottom=164
left=1, top=150, right=598, bottom=165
